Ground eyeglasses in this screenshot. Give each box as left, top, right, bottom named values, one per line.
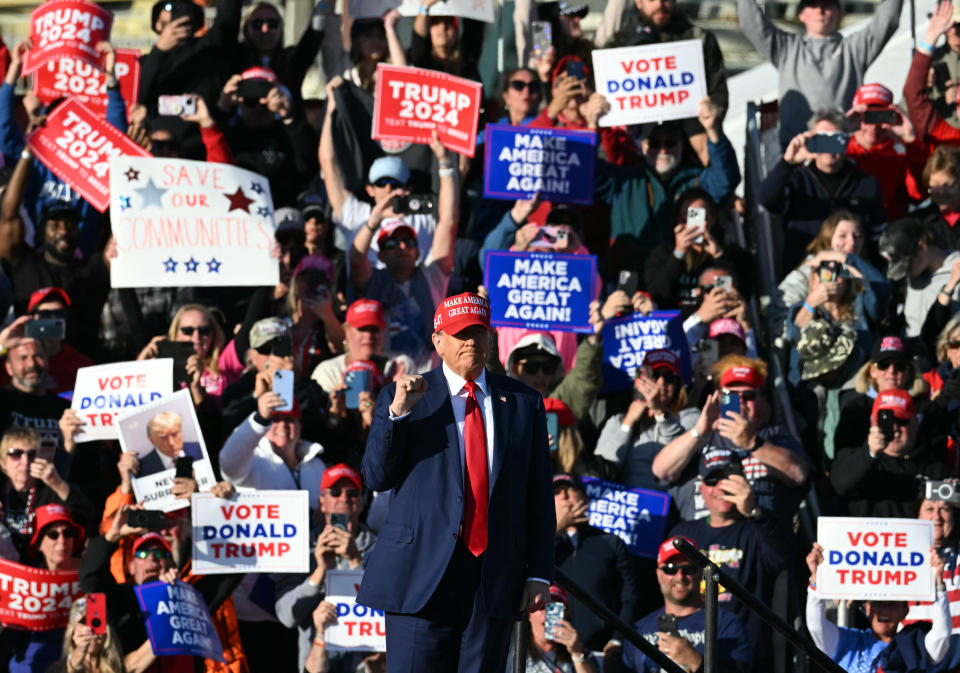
left=509, top=80, right=541, bottom=94
left=381, top=237, right=417, bottom=251
left=720, top=389, right=759, bottom=402
left=651, top=368, right=680, bottom=385
left=44, top=528, right=78, bottom=541
left=373, top=177, right=405, bottom=189
left=251, top=18, right=280, bottom=30
left=659, top=563, right=698, bottom=576
left=7, top=449, right=37, bottom=461
left=134, top=548, right=172, bottom=560
left=521, top=360, right=558, bottom=376
left=179, top=325, right=212, bottom=337
left=326, top=487, right=361, bottom=498
left=876, top=360, right=908, bottom=373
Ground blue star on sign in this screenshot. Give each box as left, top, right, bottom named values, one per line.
left=256, top=206, right=271, bottom=217
left=185, top=258, right=199, bottom=272
left=136, top=177, right=166, bottom=209
left=207, top=258, right=221, bottom=273
left=119, top=196, right=132, bottom=212
left=163, top=257, right=178, bottom=273
left=250, top=182, right=265, bottom=194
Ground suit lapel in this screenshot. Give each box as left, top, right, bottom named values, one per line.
left=487, top=375, right=509, bottom=490
left=422, top=367, right=464, bottom=494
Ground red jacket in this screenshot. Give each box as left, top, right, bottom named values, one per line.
left=904, top=49, right=960, bottom=151
left=845, top=135, right=926, bottom=220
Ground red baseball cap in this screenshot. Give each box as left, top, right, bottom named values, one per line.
left=657, top=536, right=697, bottom=565
left=433, top=292, right=491, bottom=335
left=720, top=365, right=765, bottom=389
left=27, top=286, right=71, bottom=313
left=321, top=463, right=363, bottom=492
left=543, top=397, right=575, bottom=427
left=709, top=318, right=746, bottom=343
left=272, top=396, right=302, bottom=422
left=346, top=299, right=386, bottom=329
left=241, top=66, right=278, bottom=83
left=132, top=531, right=172, bottom=556
left=549, top=584, right=568, bottom=603
left=872, top=389, right=915, bottom=422
left=30, top=504, right=83, bottom=547
left=377, top=220, right=417, bottom=246
left=642, top=349, right=680, bottom=375
left=853, top=82, right=893, bottom=108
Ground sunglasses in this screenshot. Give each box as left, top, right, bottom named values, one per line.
left=721, top=389, right=759, bottom=402
left=134, top=548, right=172, bottom=560
left=651, top=368, right=680, bottom=384
left=44, top=528, right=78, bottom=541
left=373, top=177, right=405, bottom=189
left=522, top=360, right=558, bottom=376
left=179, top=325, right=212, bottom=337
left=876, top=360, right=908, bottom=373
left=381, top=237, right=417, bottom=251
left=948, top=340, right=960, bottom=349
left=7, top=449, right=37, bottom=461
left=702, top=473, right=727, bottom=487
left=251, top=18, right=280, bottom=30
left=648, top=138, right=680, bottom=150
left=659, top=563, right=698, bottom=576
left=509, top=80, right=541, bottom=94
left=326, top=487, right=361, bottom=498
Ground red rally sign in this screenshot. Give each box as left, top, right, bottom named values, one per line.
left=372, top=64, right=481, bottom=158
left=27, top=98, right=150, bottom=212
left=33, top=48, right=141, bottom=116
left=0, top=560, right=83, bottom=631
left=22, top=0, right=114, bottom=76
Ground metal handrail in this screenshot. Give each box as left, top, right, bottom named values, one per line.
left=672, top=537, right=847, bottom=673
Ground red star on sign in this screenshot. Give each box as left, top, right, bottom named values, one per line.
left=223, top=186, right=253, bottom=213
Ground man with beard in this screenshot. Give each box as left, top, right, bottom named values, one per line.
left=621, top=536, right=752, bottom=672
left=0, top=148, right=111, bottom=355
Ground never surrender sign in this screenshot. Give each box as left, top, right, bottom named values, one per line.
left=373, top=64, right=482, bottom=157
left=0, top=560, right=83, bottom=631
left=582, top=477, right=670, bottom=559
left=817, top=517, right=934, bottom=601
left=484, top=251, right=597, bottom=333
left=34, top=48, right=141, bottom=116
left=191, top=491, right=310, bottom=574
left=592, top=40, right=706, bottom=127
left=22, top=0, right=113, bottom=76
left=71, top=359, right=173, bottom=442
left=109, top=157, right=279, bottom=288
left=27, top=98, right=150, bottom=212
left=601, top=310, right=691, bottom=393
left=136, top=581, right=224, bottom=661
left=483, top=124, right=595, bottom=205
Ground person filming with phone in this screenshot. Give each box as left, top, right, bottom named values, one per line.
left=275, top=464, right=376, bottom=672
left=505, top=584, right=599, bottom=672
left=832, top=389, right=950, bottom=516
left=621, top=536, right=751, bottom=673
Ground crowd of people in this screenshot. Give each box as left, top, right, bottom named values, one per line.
left=4, top=0, right=960, bottom=670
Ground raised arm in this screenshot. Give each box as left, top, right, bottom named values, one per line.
left=383, top=9, right=408, bottom=67
left=651, top=391, right=719, bottom=482
left=0, top=148, right=30, bottom=264
left=846, top=0, right=903, bottom=66
left=350, top=187, right=404, bottom=291
left=736, top=0, right=793, bottom=66
left=428, top=131, right=459, bottom=275
left=319, top=77, right=350, bottom=221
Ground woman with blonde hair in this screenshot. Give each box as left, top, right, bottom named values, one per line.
left=45, top=598, right=124, bottom=673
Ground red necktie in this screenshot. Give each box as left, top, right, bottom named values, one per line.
left=462, top=380, right=488, bottom=556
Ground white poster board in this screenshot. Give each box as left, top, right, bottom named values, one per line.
left=397, top=0, right=494, bottom=23
left=324, top=569, right=386, bottom=652
left=116, top=389, right=216, bottom=512
left=71, top=359, right=173, bottom=442
left=109, top=157, right=279, bottom=288
left=817, top=517, right=934, bottom=601
left=191, top=490, right=310, bottom=574
left=591, top=40, right=707, bottom=127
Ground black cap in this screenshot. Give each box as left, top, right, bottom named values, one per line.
left=870, top=335, right=909, bottom=365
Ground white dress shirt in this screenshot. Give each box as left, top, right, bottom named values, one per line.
left=440, top=363, right=496, bottom=492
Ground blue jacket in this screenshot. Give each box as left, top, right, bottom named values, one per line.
left=357, top=366, right=555, bottom=619
left=0, top=82, right=128, bottom=255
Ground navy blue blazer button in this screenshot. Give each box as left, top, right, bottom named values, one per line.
left=457, top=496, right=463, bottom=503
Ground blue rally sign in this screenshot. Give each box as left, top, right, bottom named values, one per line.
left=483, top=124, right=596, bottom=205
left=484, top=250, right=597, bottom=333
left=582, top=477, right=671, bottom=558
left=135, top=580, right=225, bottom=662
left=601, top=310, right=691, bottom=392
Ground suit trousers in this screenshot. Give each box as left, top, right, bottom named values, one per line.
left=384, top=541, right=515, bottom=673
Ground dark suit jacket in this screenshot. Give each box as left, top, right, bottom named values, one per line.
left=138, top=442, right=203, bottom=477
left=357, top=366, right=555, bottom=619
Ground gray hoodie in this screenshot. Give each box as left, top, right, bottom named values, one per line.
left=737, top=0, right=902, bottom=146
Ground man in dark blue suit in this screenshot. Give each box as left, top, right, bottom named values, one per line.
left=358, top=292, right=556, bottom=673
left=137, top=410, right=204, bottom=477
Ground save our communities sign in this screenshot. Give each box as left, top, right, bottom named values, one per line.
left=191, top=491, right=310, bottom=574
left=483, top=124, right=595, bottom=205
left=592, top=40, right=706, bottom=127
left=817, top=517, right=934, bottom=601
left=483, top=251, right=597, bottom=333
